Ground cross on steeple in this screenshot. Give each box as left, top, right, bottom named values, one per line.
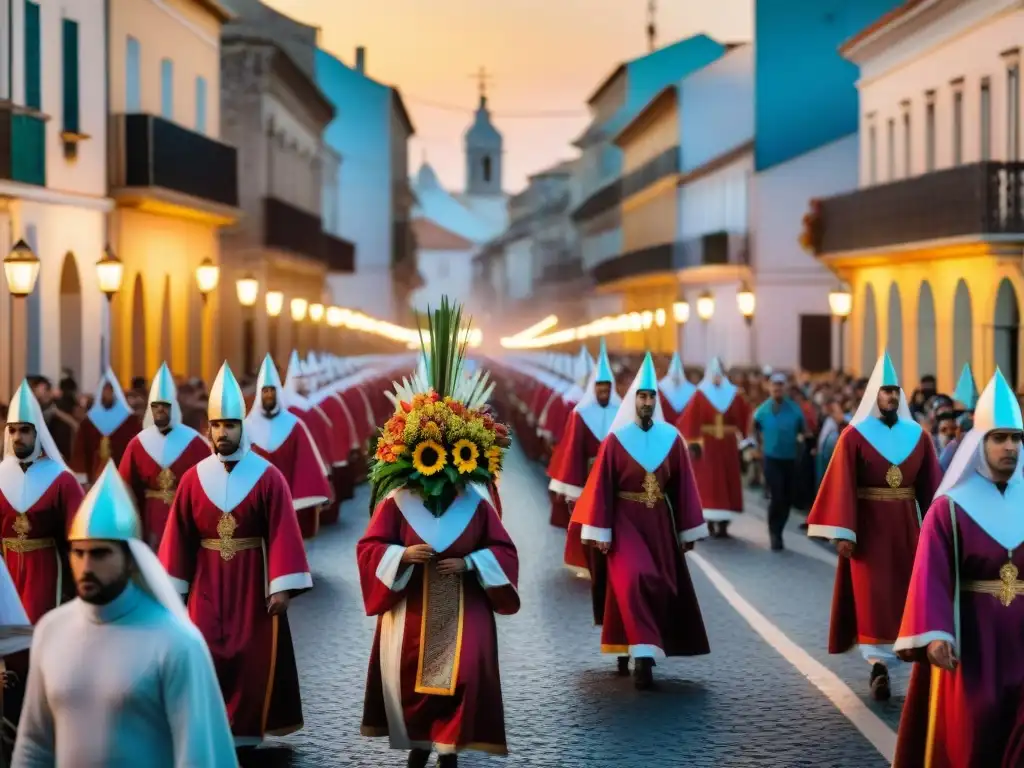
left=470, top=66, right=494, bottom=102
left=647, top=0, right=657, bottom=51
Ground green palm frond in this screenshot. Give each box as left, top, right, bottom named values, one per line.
left=417, top=296, right=472, bottom=400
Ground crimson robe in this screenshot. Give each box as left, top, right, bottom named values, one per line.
left=118, top=426, right=211, bottom=551
left=678, top=389, right=750, bottom=522
left=69, top=413, right=140, bottom=485
left=159, top=452, right=312, bottom=745
left=548, top=410, right=602, bottom=531
left=569, top=425, right=710, bottom=658
left=317, top=393, right=358, bottom=512
left=0, top=457, right=82, bottom=622
left=249, top=415, right=331, bottom=539
left=894, top=496, right=1024, bottom=767
left=339, top=387, right=376, bottom=481
left=358, top=489, right=519, bottom=756
left=807, top=425, right=941, bottom=653
left=541, top=395, right=576, bottom=447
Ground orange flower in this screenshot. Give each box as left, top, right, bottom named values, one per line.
left=400, top=401, right=412, bottom=413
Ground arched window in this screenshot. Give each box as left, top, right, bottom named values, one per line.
left=482, top=155, right=492, bottom=183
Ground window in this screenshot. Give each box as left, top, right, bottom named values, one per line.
left=868, top=123, right=877, bottom=184
left=24, top=2, right=41, bottom=110
left=62, top=20, right=80, bottom=134
left=1009, top=63, right=1020, bottom=161
left=952, top=87, right=963, bottom=165
left=925, top=94, right=936, bottom=172
left=160, top=59, right=174, bottom=119
left=981, top=79, right=992, bottom=160
left=482, top=155, right=492, bottom=183
left=887, top=119, right=896, bottom=179
left=195, top=76, right=207, bottom=133
left=126, top=37, right=141, bottom=111
left=902, top=107, right=912, bottom=177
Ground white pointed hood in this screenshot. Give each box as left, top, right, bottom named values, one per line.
left=208, top=362, right=250, bottom=460
left=284, top=350, right=313, bottom=410
left=2, top=380, right=67, bottom=467
left=659, top=352, right=696, bottom=413
left=86, top=368, right=133, bottom=436
left=698, top=356, right=737, bottom=413
left=143, top=362, right=182, bottom=429
left=607, top=353, right=678, bottom=473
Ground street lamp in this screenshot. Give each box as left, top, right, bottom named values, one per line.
left=736, top=281, right=755, bottom=326
left=696, top=291, right=715, bottom=321
left=673, top=301, right=690, bottom=324
left=195, top=258, right=220, bottom=301
left=654, top=308, right=666, bottom=327
left=309, top=302, right=325, bottom=323
left=265, top=290, right=283, bottom=360
left=3, top=240, right=41, bottom=396
left=236, top=274, right=259, bottom=376
left=291, top=298, right=308, bottom=322
left=95, top=246, right=124, bottom=370
left=326, top=305, right=344, bottom=327
left=829, top=282, right=853, bottom=373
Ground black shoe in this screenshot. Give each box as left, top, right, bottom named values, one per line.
left=769, top=534, right=784, bottom=551
left=437, top=755, right=458, bottom=768
left=617, top=656, right=630, bottom=676
left=718, top=522, right=731, bottom=539
left=634, top=658, right=654, bottom=690
left=408, top=748, right=430, bottom=768
left=869, top=663, right=891, bottom=701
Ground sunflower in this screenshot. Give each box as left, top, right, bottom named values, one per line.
left=412, top=440, right=447, bottom=476
left=452, top=439, right=480, bottom=474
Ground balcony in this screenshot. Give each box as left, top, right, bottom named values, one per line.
left=322, top=231, right=355, bottom=273
left=815, top=161, right=1024, bottom=255
left=622, top=146, right=680, bottom=198
left=540, top=260, right=585, bottom=282
left=0, top=104, right=46, bottom=186
left=263, top=196, right=322, bottom=261
left=111, top=113, right=238, bottom=210
left=572, top=178, right=622, bottom=223
left=592, top=231, right=749, bottom=286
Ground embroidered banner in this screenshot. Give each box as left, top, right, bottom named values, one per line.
left=415, top=561, right=464, bottom=696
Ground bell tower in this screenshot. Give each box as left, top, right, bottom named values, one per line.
left=464, top=67, right=503, bottom=196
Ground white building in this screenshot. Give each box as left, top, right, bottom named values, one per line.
left=812, top=0, right=1024, bottom=389
left=316, top=46, right=415, bottom=322
left=410, top=95, right=508, bottom=313
left=0, top=0, right=111, bottom=399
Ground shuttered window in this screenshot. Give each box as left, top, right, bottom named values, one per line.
left=161, top=59, right=174, bottom=119
left=126, top=37, right=141, bottom=111
left=62, top=19, right=81, bottom=133
left=195, top=76, right=207, bottom=133
left=24, top=2, right=42, bottom=109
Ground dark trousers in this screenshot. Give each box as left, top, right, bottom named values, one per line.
left=764, top=457, right=797, bottom=538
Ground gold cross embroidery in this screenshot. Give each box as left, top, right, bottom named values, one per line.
left=640, top=473, right=661, bottom=509
left=713, top=413, right=725, bottom=440
left=999, top=560, right=1020, bottom=607
left=216, top=514, right=239, bottom=561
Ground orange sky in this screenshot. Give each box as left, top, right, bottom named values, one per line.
left=263, top=0, right=753, bottom=193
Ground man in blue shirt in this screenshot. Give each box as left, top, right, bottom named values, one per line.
left=753, top=373, right=806, bottom=550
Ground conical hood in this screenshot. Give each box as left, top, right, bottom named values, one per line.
left=973, top=368, right=1023, bottom=433
left=574, top=345, right=594, bottom=387
left=68, top=461, right=142, bottom=541
left=637, top=352, right=658, bottom=391
left=148, top=363, right=177, bottom=405
left=256, top=353, right=283, bottom=391
left=208, top=362, right=246, bottom=421
left=878, top=351, right=899, bottom=387
left=667, top=352, right=683, bottom=379
left=595, top=338, right=613, bottom=384
left=6, top=379, right=36, bottom=425
left=954, top=364, right=979, bottom=410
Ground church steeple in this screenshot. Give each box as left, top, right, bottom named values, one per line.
left=464, top=67, right=502, bottom=196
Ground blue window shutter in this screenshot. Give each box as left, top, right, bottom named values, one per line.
left=24, top=2, right=41, bottom=110
left=161, top=59, right=174, bottom=119
left=195, top=76, right=207, bottom=133
left=126, top=37, right=141, bottom=112
left=62, top=19, right=81, bottom=133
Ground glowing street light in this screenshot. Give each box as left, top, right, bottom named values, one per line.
left=829, top=283, right=853, bottom=320
left=672, top=301, right=690, bottom=324
left=236, top=274, right=259, bottom=308
left=266, top=290, right=284, bottom=317
left=195, top=258, right=220, bottom=300
left=326, top=306, right=344, bottom=327
left=736, top=281, right=755, bottom=326
left=3, top=240, right=41, bottom=297
left=309, top=302, right=325, bottom=323
left=95, top=246, right=124, bottom=301
left=290, top=297, right=308, bottom=322
left=696, top=291, right=715, bottom=322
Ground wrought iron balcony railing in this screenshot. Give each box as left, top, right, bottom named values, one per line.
left=592, top=231, right=749, bottom=285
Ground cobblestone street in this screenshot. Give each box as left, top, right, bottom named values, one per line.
left=253, top=444, right=898, bottom=767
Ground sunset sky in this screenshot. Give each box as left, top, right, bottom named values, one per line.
left=263, top=0, right=753, bottom=193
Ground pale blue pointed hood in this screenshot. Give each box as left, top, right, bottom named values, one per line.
left=594, top=338, right=613, bottom=384
left=667, top=352, right=683, bottom=379
left=879, top=351, right=899, bottom=388
left=636, top=352, right=658, bottom=392
left=974, top=368, right=1023, bottom=433
left=953, top=364, right=978, bottom=411
left=208, top=362, right=246, bottom=422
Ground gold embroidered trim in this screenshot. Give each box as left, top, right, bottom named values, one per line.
left=145, top=467, right=177, bottom=504
left=99, top=436, right=111, bottom=464
left=963, top=560, right=1024, bottom=607
left=414, top=561, right=464, bottom=696
left=617, top=473, right=664, bottom=508
left=199, top=536, right=262, bottom=560
left=856, top=487, right=915, bottom=501
left=2, top=536, right=55, bottom=554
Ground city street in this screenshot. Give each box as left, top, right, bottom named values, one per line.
left=255, top=444, right=902, bottom=768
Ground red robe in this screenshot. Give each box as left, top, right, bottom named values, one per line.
left=0, top=457, right=82, bottom=622
left=807, top=424, right=941, bottom=653
left=548, top=410, right=603, bottom=531
left=118, top=426, right=211, bottom=551
left=248, top=413, right=331, bottom=539
left=340, top=386, right=376, bottom=481
left=569, top=425, right=710, bottom=658
left=317, top=393, right=358, bottom=513
left=677, top=389, right=750, bottom=521
left=159, top=452, right=311, bottom=744
left=68, top=413, right=140, bottom=485
left=358, top=489, right=519, bottom=755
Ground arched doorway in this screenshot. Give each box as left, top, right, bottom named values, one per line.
left=861, top=283, right=879, bottom=374
left=953, top=279, right=973, bottom=378
left=994, top=278, right=1020, bottom=386
left=59, top=253, right=83, bottom=382
left=887, top=283, right=903, bottom=377
left=917, top=281, right=937, bottom=382
left=159, top=275, right=172, bottom=365
left=131, top=273, right=146, bottom=379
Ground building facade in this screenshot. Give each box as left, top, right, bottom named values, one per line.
left=814, top=0, right=1024, bottom=391
left=316, top=46, right=416, bottom=323
left=0, top=0, right=111, bottom=400
left=219, top=0, right=354, bottom=375
left=105, top=0, right=240, bottom=385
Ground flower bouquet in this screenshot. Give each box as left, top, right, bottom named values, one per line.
left=369, top=298, right=511, bottom=517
